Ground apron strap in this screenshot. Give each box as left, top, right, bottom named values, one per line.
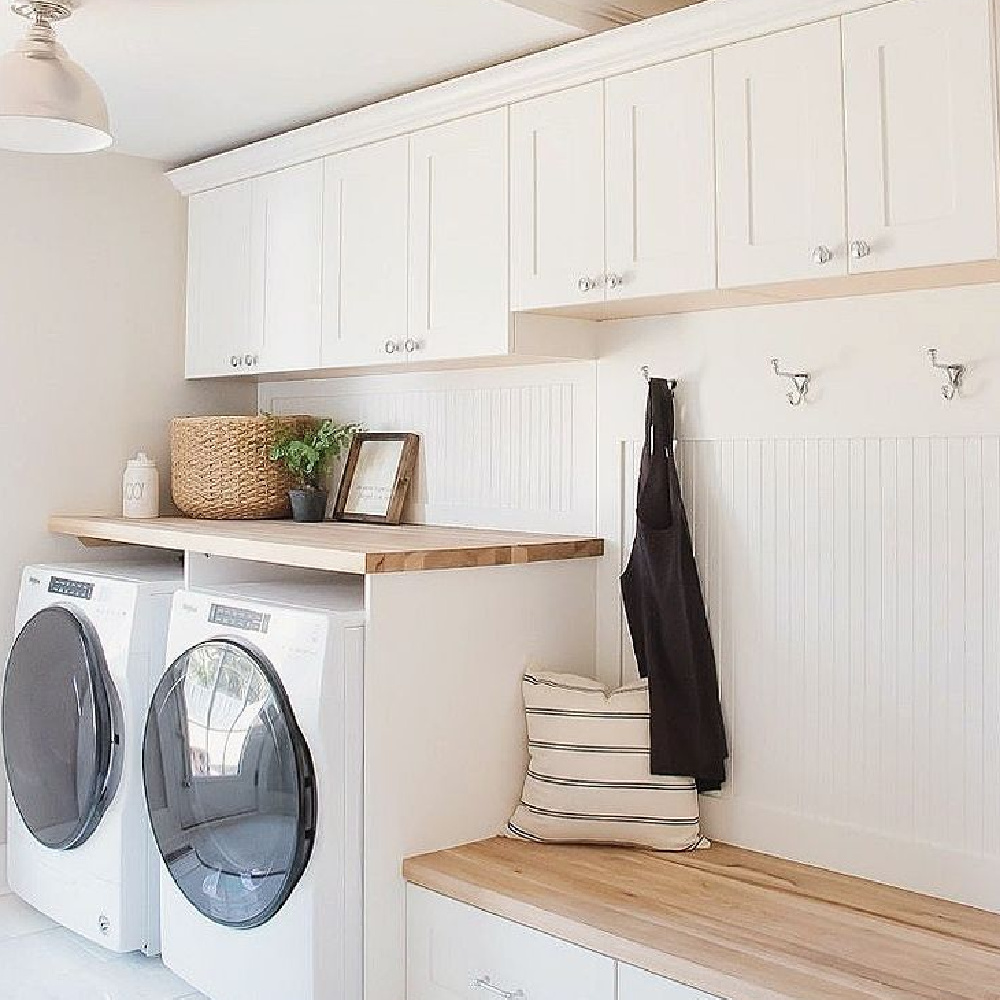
left=645, top=378, right=676, bottom=459
left=636, top=378, right=678, bottom=529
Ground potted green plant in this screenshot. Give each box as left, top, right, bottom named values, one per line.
left=269, top=419, right=362, bottom=522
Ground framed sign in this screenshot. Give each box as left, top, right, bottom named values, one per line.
left=333, top=433, right=419, bottom=525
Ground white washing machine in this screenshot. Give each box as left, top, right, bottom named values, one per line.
left=143, top=582, right=365, bottom=1000
left=2, top=560, right=183, bottom=954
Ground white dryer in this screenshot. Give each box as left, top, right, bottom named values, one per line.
left=142, top=582, right=365, bottom=1000
left=2, top=560, right=183, bottom=954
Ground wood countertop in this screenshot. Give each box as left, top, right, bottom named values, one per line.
left=402, top=837, right=1000, bottom=1000
left=49, top=515, right=603, bottom=575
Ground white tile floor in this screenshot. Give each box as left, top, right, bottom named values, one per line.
left=0, top=890, right=204, bottom=1000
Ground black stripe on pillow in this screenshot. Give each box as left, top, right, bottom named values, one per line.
left=528, top=740, right=649, bottom=754
left=520, top=801, right=699, bottom=826
left=526, top=769, right=696, bottom=792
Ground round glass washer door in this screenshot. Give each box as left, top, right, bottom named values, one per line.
left=142, top=639, right=316, bottom=930
left=2, top=606, right=119, bottom=850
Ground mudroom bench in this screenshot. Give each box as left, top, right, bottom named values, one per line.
left=403, top=837, right=1000, bottom=1000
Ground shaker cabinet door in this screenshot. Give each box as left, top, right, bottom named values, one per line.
left=251, top=161, right=324, bottom=374
left=511, top=82, right=606, bottom=311
left=843, top=0, right=999, bottom=274
left=322, top=138, right=409, bottom=368
left=714, top=18, right=847, bottom=288
left=408, top=109, right=510, bottom=362
left=605, top=53, right=716, bottom=300
left=185, top=181, right=253, bottom=378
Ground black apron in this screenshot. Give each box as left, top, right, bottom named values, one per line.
left=621, top=378, right=728, bottom=792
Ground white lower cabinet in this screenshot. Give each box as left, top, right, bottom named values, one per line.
left=406, top=887, right=721, bottom=1000
left=406, top=886, right=616, bottom=1000
left=617, top=965, right=716, bottom=1000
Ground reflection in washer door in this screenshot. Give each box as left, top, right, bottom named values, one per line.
left=2, top=606, right=119, bottom=850
left=142, top=640, right=316, bottom=929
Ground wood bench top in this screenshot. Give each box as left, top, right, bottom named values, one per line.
left=403, top=837, right=1000, bottom=1000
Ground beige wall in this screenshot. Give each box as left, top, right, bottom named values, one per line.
left=0, top=151, right=254, bottom=848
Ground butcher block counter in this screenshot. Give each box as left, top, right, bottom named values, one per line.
left=403, top=837, right=1000, bottom=1000
left=48, top=515, right=604, bottom=575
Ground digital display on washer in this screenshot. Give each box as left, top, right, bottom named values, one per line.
left=208, top=603, right=271, bottom=634
left=47, top=577, right=95, bottom=600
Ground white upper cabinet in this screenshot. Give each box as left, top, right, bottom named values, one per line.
left=843, top=0, right=999, bottom=273
left=408, top=109, right=511, bottom=362
left=186, top=181, right=253, bottom=378
left=322, top=137, right=409, bottom=368
left=605, top=53, right=716, bottom=300
left=250, top=161, right=324, bottom=374
left=511, top=82, right=606, bottom=310
left=714, top=19, right=848, bottom=288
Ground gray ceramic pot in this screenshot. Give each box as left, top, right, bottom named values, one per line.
left=289, top=488, right=328, bottom=523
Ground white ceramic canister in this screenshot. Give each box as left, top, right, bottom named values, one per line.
left=122, top=452, right=160, bottom=519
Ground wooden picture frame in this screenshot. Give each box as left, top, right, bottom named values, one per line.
left=333, top=433, right=419, bottom=525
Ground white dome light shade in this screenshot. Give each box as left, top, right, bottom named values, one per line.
left=0, top=17, right=111, bottom=154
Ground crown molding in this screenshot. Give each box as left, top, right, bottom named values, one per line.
left=168, top=0, right=892, bottom=196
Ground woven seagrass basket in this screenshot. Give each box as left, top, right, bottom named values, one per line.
left=170, top=415, right=318, bottom=520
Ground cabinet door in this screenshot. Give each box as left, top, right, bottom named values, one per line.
left=407, top=886, right=615, bottom=1000
left=618, top=965, right=718, bottom=1000
left=511, top=82, right=606, bottom=310
left=322, top=137, right=409, bottom=368
left=715, top=19, right=847, bottom=288
left=843, top=0, right=999, bottom=273
left=251, top=161, right=324, bottom=374
left=408, top=109, right=510, bottom=362
left=185, top=181, right=252, bottom=378
left=605, top=54, right=716, bottom=300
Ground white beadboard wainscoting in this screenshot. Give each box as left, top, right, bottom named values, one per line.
left=259, top=364, right=598, bottom=534
left=617, top=435, right=1000, bottom=911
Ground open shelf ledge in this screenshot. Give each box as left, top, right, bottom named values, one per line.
left=48, top=515, right=604, bottom=576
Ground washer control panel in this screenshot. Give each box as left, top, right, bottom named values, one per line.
left=47, top=576, right=95, bottom=600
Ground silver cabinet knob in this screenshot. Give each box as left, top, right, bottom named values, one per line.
left=605, top=272, right=624, bottom=290
left=577, top=276, right=598, bottom=293
left=403, top=338, right=419, bottom=354
left=384, top=340, right=398, bottom=355
left=230, top=355, right=241, bottom=369
left=244, top=353, right=257, bottom=368
left=850, top=239, right=872, bottom=260
left=811, top=245, right=834, bottom=266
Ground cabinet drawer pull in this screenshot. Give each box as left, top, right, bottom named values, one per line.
left=577, top=275, right=598, bottom=293
left=605, top=272, right=624, bottom=290
left=384, top=340, right=399, bottom=355
left=230, top=355, right=241, bottom=368
left=403, top=338, right=420, bottom=354
left=471, top=976, right=525, bottom=1000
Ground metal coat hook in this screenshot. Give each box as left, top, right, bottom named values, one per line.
left=926, top=348, right=966, bottom=401
left=640, top=366, right=678, bottom=391
left=769, top=358, right=810, bottom=406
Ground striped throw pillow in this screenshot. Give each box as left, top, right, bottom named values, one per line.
left=507, top=671, right=703, bottom=851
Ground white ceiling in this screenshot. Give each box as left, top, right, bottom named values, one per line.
left=0, top=0, right=580, bottom=166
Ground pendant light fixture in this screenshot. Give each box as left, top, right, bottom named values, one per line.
left=0, top=1, right=111, bottom=153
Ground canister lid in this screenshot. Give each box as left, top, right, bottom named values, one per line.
left=126, top=451, right=156, bottom=469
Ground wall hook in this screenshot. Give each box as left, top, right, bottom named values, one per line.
left=769, top=358, right=810, bottom=406
left=926, top=348, right=966, bottom=401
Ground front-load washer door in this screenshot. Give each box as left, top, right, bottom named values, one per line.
left=2, top=606, right=119, bottom=850
left=143, top=639, right=316, bottom=930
